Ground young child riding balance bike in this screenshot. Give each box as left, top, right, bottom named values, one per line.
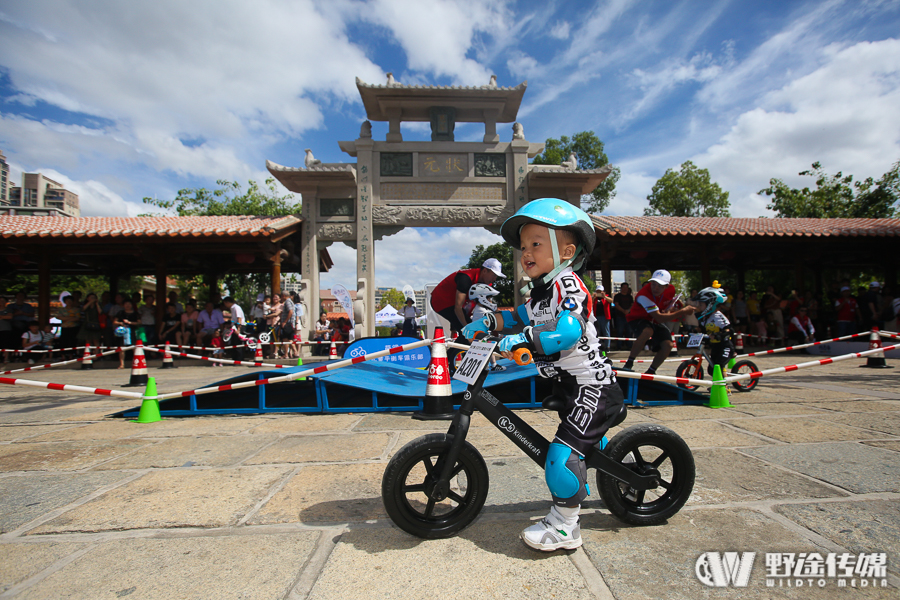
left=461, top=198, right=623, bottom=551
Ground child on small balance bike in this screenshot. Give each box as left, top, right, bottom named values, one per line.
left=695, top=285, right=736, bottom=375
left=461, top=198, right=623, bottom=551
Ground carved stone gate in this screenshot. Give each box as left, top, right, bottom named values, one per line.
left=268, top=77, right=611, bottom=345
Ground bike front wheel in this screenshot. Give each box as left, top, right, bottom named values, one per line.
left=731, top=359, right=760, bottom=392
left=596, top=424, right=695, bottom=526
left=675, top=359, right=702, bottom=391
left=382, top=433, right=489, bottom=539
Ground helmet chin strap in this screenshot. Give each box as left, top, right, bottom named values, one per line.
left=519, top=238, right=585, bottom=295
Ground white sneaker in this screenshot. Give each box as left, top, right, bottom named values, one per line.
left=520, top=506, right=582, bottom=551
left=28, top=359, right=35, bottom=365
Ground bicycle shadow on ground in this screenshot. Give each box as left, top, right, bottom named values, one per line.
left=296, top=497, right=629, bottom=560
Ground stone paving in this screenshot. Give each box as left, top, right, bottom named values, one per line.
left=0, top=352, right=898, bottom=599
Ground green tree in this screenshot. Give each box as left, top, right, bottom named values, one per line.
left=645, top=161, right=731, bottom=217
left=378, top=288, right=407, bottom=311
left=143, top=178, right=300, bottom=307
left=759, top=161, right=900, bottom=218
left=532, top=131, right=620, bottom=213
left=464, top=243, right=515, bottom=307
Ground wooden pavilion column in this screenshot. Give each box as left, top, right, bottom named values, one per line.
left=700, top=247, right=711, bottom=288
left=108, top=273, right=120, bottom=300
left=599, top=240, right=612, bottom=294
left=155, top=260, right=167, bottom=324
left=794, top=258, right=806, bottom=293
left=38, top=254, right=51, bottom=326
left=270, top=253, right=282, bottom=296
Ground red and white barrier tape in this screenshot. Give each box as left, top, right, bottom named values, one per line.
left=142, top=346, right=298, bottom=369
left=0, top=347, right=130, bottom=375
left=723, top=343, right=899, bottom=384
left=879, top=330, right=899, bottom=339
left=153, top=337, right=435, bottom=401
left=2, top=344, right=118, bottom=354
left=0, top=375, right=145, bottom=399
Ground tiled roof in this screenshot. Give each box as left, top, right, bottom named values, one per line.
left=355, top=77, right=526, bottom=92
left=592, top=216, right=900, bottom=237
left=0, top=215, right=301, bottom=239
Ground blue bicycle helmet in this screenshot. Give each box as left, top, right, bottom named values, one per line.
left=501, top=198, right=596, bottom=293
left=696, top=286, right=727, bottom=320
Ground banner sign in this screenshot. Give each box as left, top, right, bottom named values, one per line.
left=331, top=284, right=355, bottom=329
left=343, top=336, right=431, bottom=368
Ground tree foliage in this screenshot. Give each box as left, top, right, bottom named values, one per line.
left=532, top=131, right=620, bottom=214
left=644, top=160, right=731, bottom=217
left=143, top=178, right=300, bottom=307
left=378, top=288, right=407, bottom=311
left=464, top=242, right=515, bottom=307
left=759, top=161, right=900, bottom=218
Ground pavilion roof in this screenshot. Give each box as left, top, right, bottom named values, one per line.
left=0, top=215, right=300, bottom=240
left=591, top=216, right=900, bottom=238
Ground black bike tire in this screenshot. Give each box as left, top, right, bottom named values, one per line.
left=675, top=360, right=702, bottom=391
left=731, top=359, right=760, bottom=392
left=596, top=424, right=695, bottom=526
left=382, top=433, right=489, bottom=539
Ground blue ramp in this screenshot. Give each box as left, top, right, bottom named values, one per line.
left=116, top=358, right=552, bottom=417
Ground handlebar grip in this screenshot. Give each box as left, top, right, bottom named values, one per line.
left=512, top=347, right=532, bottom=366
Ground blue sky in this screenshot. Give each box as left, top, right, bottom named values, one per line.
left=1, top=0, right=899, bottom=291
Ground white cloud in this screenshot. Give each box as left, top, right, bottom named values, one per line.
left=695, top=38, right=900, bottom=217
left=549, top=21, right=570, bottom=40
left=320, top=226, right=504, bottom=291
left=35, top=170, right=143, bottom=217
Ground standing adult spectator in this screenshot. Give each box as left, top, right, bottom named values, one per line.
left=622, top=269, right=696, bottom=375
left=265, top=294, right=282, bottom=358
left=0, top=296, right=15, bottom=364
left=593, top=286, right=612, bottom=351
left=400, top=298, right=421, bottom=337
left=167, top=291, right=184, bottom=315
left=732, top=290, right=749, bottom=334
left=612, top=282, right=634, bottom=350
left=56, top=295, right=81, bottom=359
left=113, top=300, right=141, bottom=369
left=761, top=286, right=783, bottom=345
left=77, top=293, right=103, bottom=350
left=222, top=297, right=246, bottom=333
left=106, top=293, right=125, bottom=349
left=860, top=281, right=882, bottom=332
left=139, top=293, right=156, bottom=344
left=279, top=291, right=296, bottom=359
left=885, top=289, right=899, bottom=332
left=249, top=294, right=268, bottom=337
left=178, top=301, right=199, bottom=348
left=8, top=292, right=35, bottom=337
left=430, top=258, right=505, bottom=337
left=195, top=301, right=225, bottom=348
left=834, top=286, right=861, bottom=337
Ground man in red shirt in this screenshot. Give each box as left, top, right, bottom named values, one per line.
left=429, top=258, right=505, bottom=335
left=834, top=286, right=861, bottom=337
left=623, top=269, right=695, bottom=374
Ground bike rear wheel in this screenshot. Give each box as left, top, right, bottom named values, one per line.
left=596, top=424, right=695, bottom=526
left=731, top=359, right=760, bottom=392
left=675, top=359, right=703, bottom=391
left=382, top=433, right=489, bottom=539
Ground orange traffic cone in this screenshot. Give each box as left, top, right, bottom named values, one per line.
left=254, top=342, right=263, bottom=363
left=413, top=327, right=453, bottom=420
left=861, top=327, right=892, bottom=369
left=329, top=341, right=338, bottom=360
left=160, top=341, right=175, bottom=369
left=735, top=332, right=744, bottom=353
left=80, top=343, right=93, bottom=370
left=125, top=340, right=149, bottom=386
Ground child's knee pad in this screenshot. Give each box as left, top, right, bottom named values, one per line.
left=545, top=442, right=588, bottom=507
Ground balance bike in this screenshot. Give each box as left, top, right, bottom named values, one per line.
left=381, top=337, right=696, bottom=539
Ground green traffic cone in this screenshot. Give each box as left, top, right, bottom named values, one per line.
left=134, top=377, right=162, bottom=423
left=707, top=364, right=733, bottom=409
left=297, top=355, right=306, bottom=381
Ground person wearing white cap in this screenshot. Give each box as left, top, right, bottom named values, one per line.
left=429, top=258, right=506, bottom=337
left=622, top=269, right=696, bottom=374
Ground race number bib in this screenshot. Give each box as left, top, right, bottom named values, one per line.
left=452, top=340, right=496, bottom=385
left=686, top=333, right=704, bottom=348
